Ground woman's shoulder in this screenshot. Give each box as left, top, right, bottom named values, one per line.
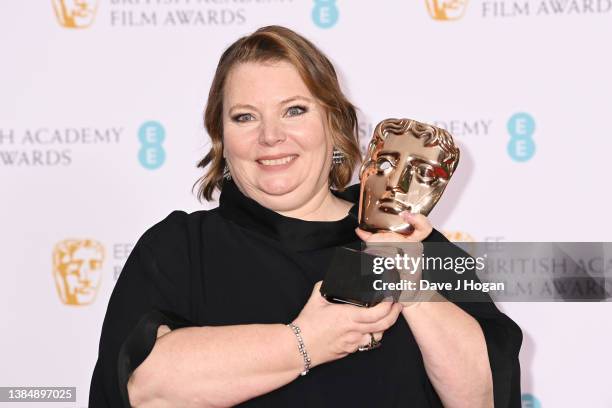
left=136, top=208, right=220, bottom=251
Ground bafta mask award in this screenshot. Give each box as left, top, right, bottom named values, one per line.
left=359, top=118, right=460, bottom=233
left=320, top=118, right=460, bottom=307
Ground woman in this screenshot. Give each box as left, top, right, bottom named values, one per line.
left=89, top=25, right=522, bottom=408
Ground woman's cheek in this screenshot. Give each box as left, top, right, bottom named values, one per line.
left=287, top=120, right=329, bottom=154
left=224, top=128, right=256, bottom=159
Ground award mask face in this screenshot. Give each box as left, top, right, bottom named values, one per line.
left=52, top=0, right=99, bottom=28
left=358, top=119, right=460, bottom=234
left=53, top=239, right=105, bottom=305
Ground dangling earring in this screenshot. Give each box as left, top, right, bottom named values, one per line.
left=332, top=148, right=345, bottom=165
left=223, top=162, right=232, bottom=180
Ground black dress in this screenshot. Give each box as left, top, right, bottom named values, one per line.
left=89, top=179, right=523, bottom=407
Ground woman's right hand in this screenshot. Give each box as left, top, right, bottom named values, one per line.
left=291, top=281, right=404, bottom=367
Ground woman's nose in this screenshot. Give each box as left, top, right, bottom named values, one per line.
left=258, top=120, right=286, bottom=146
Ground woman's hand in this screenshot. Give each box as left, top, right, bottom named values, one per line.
left=355, top=211, right=435, bottom=307
left=354, top=211, right=433, bottom=243
left=292, top=281, right=404, bottom=367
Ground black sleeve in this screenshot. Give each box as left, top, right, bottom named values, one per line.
left=423, top=229, right=523, bottom=408
left=89, top=211, right=197, bottom=408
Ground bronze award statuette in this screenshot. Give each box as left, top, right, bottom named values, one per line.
left=359, top=118, right=460, bottom=234
left=320, top=118, right=460, bottom=307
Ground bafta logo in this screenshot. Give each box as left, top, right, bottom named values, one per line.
left=425, top=0, right=469, bottom=21
left=52, top=0, right=98, bottom=28
left=53, top=239, right=105, bottom=306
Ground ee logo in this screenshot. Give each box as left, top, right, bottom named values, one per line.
left=507, top=112, right=536, bottom=162
left=312, top=0, right=339, bottom=28
left=521, top=393, right=541, bottom=408
left=138, top=121, right=166, bottom=170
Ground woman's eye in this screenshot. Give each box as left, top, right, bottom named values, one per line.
left=285, top=105, right=307, bottom=117
left=232, top=113, right=254, bottom=123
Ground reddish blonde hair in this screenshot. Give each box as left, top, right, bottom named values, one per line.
left=193, top=25, right=360, bottom=201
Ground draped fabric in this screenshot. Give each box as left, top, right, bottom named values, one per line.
left=89, top=179, right=522, bottom=407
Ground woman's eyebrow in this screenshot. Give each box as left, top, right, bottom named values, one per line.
left=279, top=95, right=313, bottom=105
left=228, top=103, right=257, bottom=114
left=228, top=96, right=312, bottom=114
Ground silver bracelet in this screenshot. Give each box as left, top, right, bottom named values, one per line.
left=287, top=323, right=311, bottom=376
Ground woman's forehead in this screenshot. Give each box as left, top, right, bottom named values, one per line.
left=224, top=60, right=313, bottom=103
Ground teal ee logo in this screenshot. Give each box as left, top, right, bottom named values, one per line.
left=138, top=121, right=166, bottom=170
left=312, top=0, right=339, bottom=28
left=507, top=112, right=536, bottom=162
left=521, top=393, right=541, bottom=408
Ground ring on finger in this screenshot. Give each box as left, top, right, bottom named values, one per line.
left=357, top=333, right=382, bottom=352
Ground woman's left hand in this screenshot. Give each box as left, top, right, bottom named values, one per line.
left=354, top=211, right=433, bottom=244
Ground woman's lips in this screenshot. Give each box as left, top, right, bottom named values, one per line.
left=255, top=154, right=298, bottom=170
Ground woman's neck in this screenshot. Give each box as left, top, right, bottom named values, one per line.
left=276, top=185, right=354, bottom=222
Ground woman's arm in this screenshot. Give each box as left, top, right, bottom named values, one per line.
left=128, top=323, right=304, bottom=408
left=128, top=282, right=404, bottom=408
left=355, top=212, right=494, bottom=408
left=402, top=293, right=493, bottom=408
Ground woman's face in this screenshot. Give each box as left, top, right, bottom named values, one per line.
left=222, top=60, right=333, bottom=212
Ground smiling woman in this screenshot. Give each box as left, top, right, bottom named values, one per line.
left=221, top=61, right=336, bottom=213
left=89, top=25, right=522, bottom=408
left=194, top=25, right=361, bottom=218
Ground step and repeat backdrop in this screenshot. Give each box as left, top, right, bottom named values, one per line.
left=1, top=1, right=611, bottom=407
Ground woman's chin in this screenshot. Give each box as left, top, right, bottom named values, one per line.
left=258, top=178, right=299, bottom=196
